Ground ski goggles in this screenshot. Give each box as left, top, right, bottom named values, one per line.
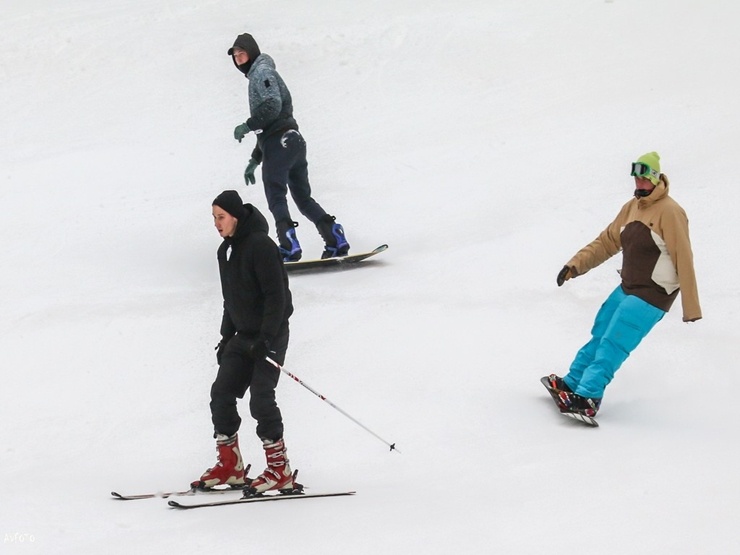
left=630, top=162, right=660, bottom=181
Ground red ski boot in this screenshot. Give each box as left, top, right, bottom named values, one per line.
left=191, top=433, right=246, bottom=489
left=245, top=438, right=295, bottom=495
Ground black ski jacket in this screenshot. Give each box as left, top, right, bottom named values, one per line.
left=217, top=204, right=293, bottom=341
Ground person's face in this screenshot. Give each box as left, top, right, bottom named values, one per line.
left=212, top=206, right=238, bottom=238
left=233, top=47, right=249, bottom=66
left=634, top=176, right=656, bottom=194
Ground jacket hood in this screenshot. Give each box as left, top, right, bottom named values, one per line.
left=228, top=33, right=261, bottom=76
left=231, top=203, right=269, bottom=241
left=637, top=174, right=669, bottom=206
left=246, top=53, right=276, bottom=78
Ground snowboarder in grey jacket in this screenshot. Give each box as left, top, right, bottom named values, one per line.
left=228, top=33, right=350, bottom=262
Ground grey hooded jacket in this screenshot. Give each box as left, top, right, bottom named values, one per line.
left=245, top=54, right=298, bottom=159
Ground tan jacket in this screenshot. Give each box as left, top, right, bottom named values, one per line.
left=567, top=175, right=702, bottom=322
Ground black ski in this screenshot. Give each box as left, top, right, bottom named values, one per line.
left=168, top=490, right=356, bottom=510
left=111, top=486, right=244, bottom=501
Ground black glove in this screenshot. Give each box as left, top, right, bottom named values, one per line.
left=556, top=265, right=575, bottom=287
left=247, top=337, right=271, bottom=361
left=215, top=336, right=233, bottom=365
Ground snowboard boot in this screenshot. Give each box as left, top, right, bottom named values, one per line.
left=276, top=219, right=302, bottom=262
left=316, top=214, right=349, bottom=259
left=244, top=438, right=294, bottom=495
left=191, top=433, right=246, bottom=490
left=557, top=390, right=601, bottom=418
left=545, top=374, right=572, bottom=393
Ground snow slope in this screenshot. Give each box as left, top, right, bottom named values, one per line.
left=2, top=1, right=740, bottom=553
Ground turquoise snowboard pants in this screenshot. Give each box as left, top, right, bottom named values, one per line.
left=563, top=285, right=666, bottom=399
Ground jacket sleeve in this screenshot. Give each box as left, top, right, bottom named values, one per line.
left=250, top=142, right=263, bottom=164
left=660, top=204, right=702, bottom=322
left=566, top=202, right=629, bottom=276
left=246, top=69, right=282, bottom=132
left=216, top=242, right=237, bottom=338
left=251, top=236, right=287, bottom=340
left=220, top=306, right=237, bottom=338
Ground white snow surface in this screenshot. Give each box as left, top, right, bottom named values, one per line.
left=2, top=1, right=740, bottom=553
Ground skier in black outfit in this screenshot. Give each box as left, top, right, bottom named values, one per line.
left=227, top=32, right=350, bottom=262
left=192, top=190, right=297, bottom=495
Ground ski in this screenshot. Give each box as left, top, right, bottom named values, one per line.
left=111, top=486, right=244, bottom=500
left=168, top=490, right=356, bottom=510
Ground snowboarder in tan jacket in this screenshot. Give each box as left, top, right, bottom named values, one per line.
left=545, top=152, right=701, bottom=418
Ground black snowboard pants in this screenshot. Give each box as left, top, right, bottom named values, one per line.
left=261, top=129, right=327, bottom=225
left=209, top=324, right=289, bottom=441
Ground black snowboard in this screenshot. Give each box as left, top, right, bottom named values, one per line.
left=284, top=244, right=388, bottom=272
left=540, top=376, right=599, bottom=427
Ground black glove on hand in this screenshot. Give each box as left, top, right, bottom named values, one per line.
left=556, top=265, right=575, bottom=287
left=215, top=336, right=233, bottom=365
left=247, top=337, right=271, bottom=361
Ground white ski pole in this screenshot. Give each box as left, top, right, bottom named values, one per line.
left=265, top=356, right=399, bottom=453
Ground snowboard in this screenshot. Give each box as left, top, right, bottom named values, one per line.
left=540, top=376, right=599, bottom=427
left=284, top=244, right=388, bottom=272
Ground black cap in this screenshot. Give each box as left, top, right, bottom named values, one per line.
left=212, top=190, right=246, bottom=219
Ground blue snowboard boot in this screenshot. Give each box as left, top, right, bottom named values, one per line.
left=316, top=214, right=349, bottom=259
left=276, top=219, right=302, bottom=262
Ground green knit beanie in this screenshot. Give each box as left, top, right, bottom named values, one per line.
left=635, top=152, right=661, bottom=185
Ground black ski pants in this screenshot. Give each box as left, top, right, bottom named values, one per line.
left=261, top=130, right=327, bottom=225
left=209, top=325, right=289, bottom=441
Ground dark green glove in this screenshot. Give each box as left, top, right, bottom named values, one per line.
left=244, top=159, right=259, bottom=185
left=234, top=122, right=250, bottom=143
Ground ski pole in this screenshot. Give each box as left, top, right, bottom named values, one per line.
left=265, top=356, right=399, bottom=453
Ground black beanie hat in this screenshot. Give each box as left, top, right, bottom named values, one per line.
left=212, top=190, right=246, bottom=219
